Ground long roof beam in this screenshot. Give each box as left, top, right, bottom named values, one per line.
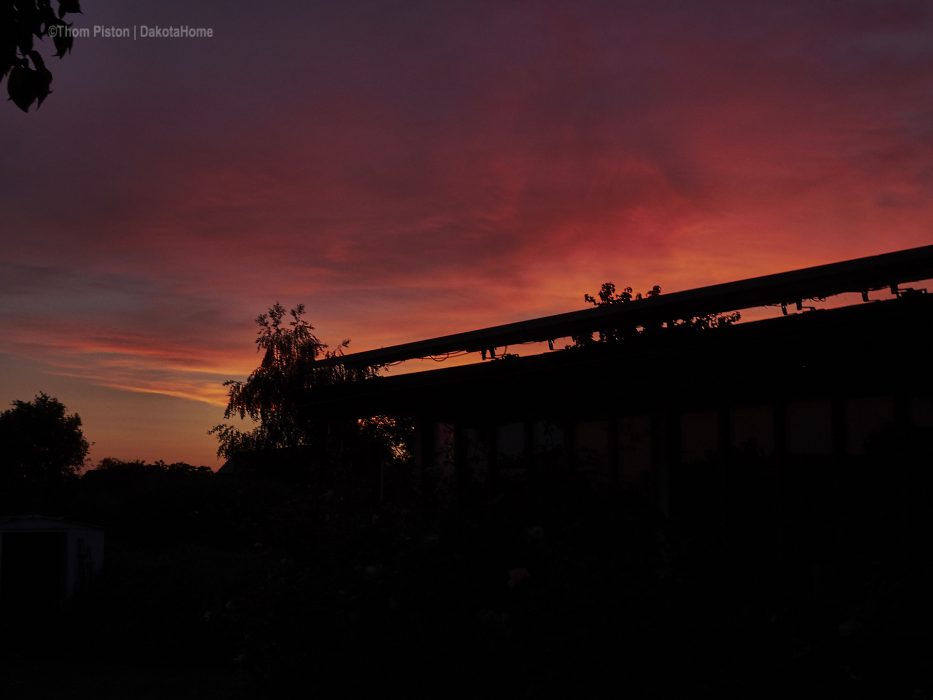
left=317, top=244, right=933, bottom=368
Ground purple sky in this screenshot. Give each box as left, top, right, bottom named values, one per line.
left=1, top=0, right=931, bottom=465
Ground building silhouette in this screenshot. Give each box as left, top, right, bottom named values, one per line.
left=304, top=246, right=933, bottom=524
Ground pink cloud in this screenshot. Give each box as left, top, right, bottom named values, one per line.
left=1, top=0, right=931, bottom=463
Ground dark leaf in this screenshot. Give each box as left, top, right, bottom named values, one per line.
left=39, top=2, right=59, bottom=30
left=52, top=26, right=73, bottom=57
left=7, top=63, right=39, bottom=112
left=16, top=26, right=35, bottom=55
left=14, top=0, right=39, bottom=34
left=28, top=50, right=48, bottom=73
left=1, top=52, right=14, bottom=80
left=28, top=51, right=52, bottom=106
left=58, top=0, right=82, bottom=19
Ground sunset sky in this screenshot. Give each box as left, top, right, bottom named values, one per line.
left=1, top=0, right=931, bottom=467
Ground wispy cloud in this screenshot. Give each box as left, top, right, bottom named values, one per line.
left=1, top=0, right=931, bottom=461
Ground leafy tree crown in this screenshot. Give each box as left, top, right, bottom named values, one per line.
left=0, top=391, right=90, bottom=489
left=209, top=303, right=386, bottom=459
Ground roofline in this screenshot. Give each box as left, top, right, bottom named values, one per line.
left=316, top=244, right=933, bottom=368
left=0, top=514, right=105, bottom=530
left=301, top=293, right=933, bottom=419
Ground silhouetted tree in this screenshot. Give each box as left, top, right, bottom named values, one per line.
left=1, top=0, right=81, bottom=111
left=0, top=392, right=89, bottom=498
left=573, top=281, right=740, bottom=346
left=209, top=303, right=402, bottom=461
left=93, top=457, right=211, bottom=476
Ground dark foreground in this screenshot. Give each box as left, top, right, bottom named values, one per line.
left=3, top=446, right=933, bottom=700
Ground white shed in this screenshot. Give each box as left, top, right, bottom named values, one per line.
left=0, top=515, right=105, bottom=611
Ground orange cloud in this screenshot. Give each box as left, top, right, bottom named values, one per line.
left=1, top=0, right=931, bottom=463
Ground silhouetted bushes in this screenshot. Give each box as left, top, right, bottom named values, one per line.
left=4, top=434, right=933, bottom=698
